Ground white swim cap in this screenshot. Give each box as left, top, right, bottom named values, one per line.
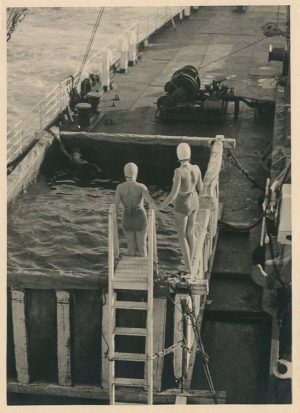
left=177, top=143, right=191, bottom=161
left=124, top=162, right=138, bottom=179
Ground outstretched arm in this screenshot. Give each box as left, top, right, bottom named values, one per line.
left=143, top=188, right=157, bottom=210
left=196, top=166, right=203, bottom=193
left=55, top=135, right=73, bottom=162
left=114, top=187, right=121, bottom=211
left=159, top=169, right=181, bottom=210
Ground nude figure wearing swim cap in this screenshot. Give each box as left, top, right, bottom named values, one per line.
left=114, top=162, right=157, bottom=257
left=159, top=143, right=202, bottom=275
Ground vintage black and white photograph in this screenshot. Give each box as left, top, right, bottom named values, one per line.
left=5, top=2, right=294, bottom=407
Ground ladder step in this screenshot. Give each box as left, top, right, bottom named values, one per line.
left=115, top=268, right=148, bottom=275
left=113, top=352, right=147, bottom=361
left=113, top=301, right=148, bottom=310
left=114, top=327, right=148, bottom=336
left=120, top=257, right=148, bottom=263
left=112, top=281, right=149, bottom=290
left=114, top=378, right=147, bottom=387
left=117, top=261, right=148, bottom=268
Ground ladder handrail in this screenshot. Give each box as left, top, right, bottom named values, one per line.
left=108, top=204, right=119, bottom=260
left=148, top=207, right=157, bottom=268
left=147, top=208, right=155, bottom=405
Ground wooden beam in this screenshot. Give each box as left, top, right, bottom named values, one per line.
left=184, top=205, right=223, bottom=390
left=56, top=291, right=72, bottom=386
left=10, top=289, right=29, bottom=384
left=101, top=297, right=110, bottom=390
left=153, top=297, right=167, bottom=392
left=7, top=382, right=226, bottom=404
left=8, top=270, right=107, bottom=291
left=176, top=395, right=187, bottom=404
left=61, top=131, right=236, bottom=148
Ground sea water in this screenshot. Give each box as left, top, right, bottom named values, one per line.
left=7, top=7, right=183, bottom=274
left=7, top=7, right=167, bottom=127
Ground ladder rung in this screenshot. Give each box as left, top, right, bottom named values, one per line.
left=120, top=257, right=148, bottom=262
left=113, top=352, right=147, bottom=361
left=113, top=301, right=148, bottom=310
left=112, top=281, right=149, bottom=290
left=114, top=327, right=148, bottom=336
left=114, top=378, right=147, bottom=387
left=115, top=268, right=148, bottom=275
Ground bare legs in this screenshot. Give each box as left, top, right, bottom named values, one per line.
left=174, top=210, right=197, bottom=273
left=123, top=228, right=147, bottom=257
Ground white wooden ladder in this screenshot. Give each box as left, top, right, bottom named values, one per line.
left=108, top=205, right=156, bottom=405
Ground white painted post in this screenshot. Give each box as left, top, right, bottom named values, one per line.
left=11, top=289, right=30, bottom=384
left=102, top=48, right=112, bottom=92
left=179, top=10, right=183, bottom=21
left=56, top=291, right=72, bottom=386
left=128, top=30, right=137, bottom=66
left=184, top=7, right=191, bottom=17
left=119, top=35, right=128, bottom=73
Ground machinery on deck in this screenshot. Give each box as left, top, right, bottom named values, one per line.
left=156, top=65, right=274, bottom=122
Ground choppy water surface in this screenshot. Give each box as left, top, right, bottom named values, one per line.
left=7, top=171, right=180, bottom=277
left=7, top=7, right=164, bottom=127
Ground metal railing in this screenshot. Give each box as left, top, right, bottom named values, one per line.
left=7, top=6, right=184, bottom=165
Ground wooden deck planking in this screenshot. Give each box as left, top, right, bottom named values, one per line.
left=7, top=381, right=227, bottom=403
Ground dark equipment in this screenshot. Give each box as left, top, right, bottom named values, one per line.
left=75, top=102, right=92, bottom=128
left=156, top=65, right=274, bottom=122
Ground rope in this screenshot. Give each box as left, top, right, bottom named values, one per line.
left=198, top=37, right=266, bottom=71
left=267, top=232, right=287, bottom=289
left=75, top=8, right=105, bottom=88
left=185, top=294, right=218, bottom=404
left=7, top=8, right=28, bottom=41
left=218, top=214, right=264, bottom=232
left=226, top=149, right=265, bottom=191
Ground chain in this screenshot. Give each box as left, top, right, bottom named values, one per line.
left=226, top=149, right=265, bottom=191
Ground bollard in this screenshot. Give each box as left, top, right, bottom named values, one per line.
left=76, top=102, right=91, bottom=128
left=102, top=48, right=112, bottom=92
left=184, top=7, right=191, bottom=17
left=119, top=35, right=128, bottom=73
left=128, top=30, right=137, bottom=66
left=179, top=10, right=183, bottom=21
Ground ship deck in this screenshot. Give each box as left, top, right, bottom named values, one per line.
left=8, top=5, right=289, bottom=405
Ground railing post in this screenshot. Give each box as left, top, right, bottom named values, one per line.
left=127, top=30, right=137, bottom=66
left=59, top=82, right=62, bottom=111
left=119, top=35, right=128, bottom=73
left=102, top=48, right=112, bottom=92
left=184, top=7, right=191, bottom=17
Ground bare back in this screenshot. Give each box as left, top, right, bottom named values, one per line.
left=176, top=163, right=201, bottom=194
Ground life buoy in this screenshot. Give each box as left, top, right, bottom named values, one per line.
left=273, top=359, right=292, bottom=379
